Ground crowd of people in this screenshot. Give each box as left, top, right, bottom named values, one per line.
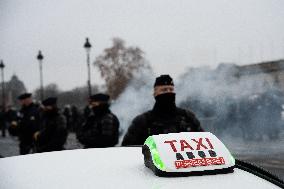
left=1, top=92, right=121, bottom=155
left=0, top=74, right=205, bottom=156
left=3, top=73, right=281, bottom=156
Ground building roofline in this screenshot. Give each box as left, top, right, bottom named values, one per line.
left=238, top=59, right=284, bottom=76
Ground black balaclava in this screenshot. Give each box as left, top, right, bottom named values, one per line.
left=90, top=93, right=111, bottom=116
left=153, top=74, right=176, bottom=115
left=44, top=107, right=58, bottom=117
left=92, top=103, right=110, bottom=116
left=42, top=97, right=58, bottom=117
left=153, top=93, right=176, bottom=115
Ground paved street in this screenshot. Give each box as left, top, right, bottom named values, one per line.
left=0, top=133, right=83, bottom=157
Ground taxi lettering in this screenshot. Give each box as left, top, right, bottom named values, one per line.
left=164, top=138, right=214, bottom=152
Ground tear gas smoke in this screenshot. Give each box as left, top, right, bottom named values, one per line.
left=111, top=69, right=155, bottom=136
left=111, top=62, right=284, bottom=148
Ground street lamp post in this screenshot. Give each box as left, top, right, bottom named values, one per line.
left=0, top=60, right=5, bottom=110
left=84, top=38, right=92, bottom=97
left=37, top=51, right=44, bottom=101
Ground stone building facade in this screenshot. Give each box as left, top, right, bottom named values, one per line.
left=237, top=59, right=284, bottom=94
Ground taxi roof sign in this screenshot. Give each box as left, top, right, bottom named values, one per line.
left=142, top=132, right=235, bottom=177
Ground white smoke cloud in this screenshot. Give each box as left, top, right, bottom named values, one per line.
left=111, top=62, right=284, bottom=145
left=111, top=69, right=155, bottom=136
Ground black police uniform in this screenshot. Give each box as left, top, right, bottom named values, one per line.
left=0, top=110, right=6, bottom=137
left=122, top=107, right=203, bottom=146
left=18, top=103, right=41, bottom=154
left=5, top=107, right=18, bottom=137
left=36, top=110, right=68, bottom=153
left=76, top=107, right=119, bottom=148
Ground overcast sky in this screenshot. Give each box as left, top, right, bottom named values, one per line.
left=0, top=0, right=284, bottom=91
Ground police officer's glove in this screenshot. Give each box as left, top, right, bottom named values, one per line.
left=33, top=131, right=40, bottom=141
left=10, top=121, right=18, bottom=128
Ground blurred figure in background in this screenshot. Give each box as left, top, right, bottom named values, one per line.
left=70, top=105, right=81, bottom=132
left=83, top=97, right=92, bottom=120
left=63, top=105, right=71, bottom=131
left=76, top=93, right=119, bottom=148
left=4, top=105, right=18, bottom=137
left=9, top=93, right=41, bottom=155
left=33, top=97, right=68, bottom=153
left=0, top=106, right=6, bottom=137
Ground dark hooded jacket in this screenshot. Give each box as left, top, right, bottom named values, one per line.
left=36, top=109, right=68, bottom=152
left=15, top=103, right=41, bottom=144
left=122, top=105, right=203, bottom=146
left=76, top=105, right=119, bottom=148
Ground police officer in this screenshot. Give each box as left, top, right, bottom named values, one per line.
left=5, top=106, right=18, bottom=137
left=76, top=93, right=119, bottom=148
left=122, top=75, right=204, bottom=146
left=33, top=97, right=68, bottom=153
left=63, top=105, right=71, bottom=131
left=11, top=93, right=41, bottom=155
left=0, top=107, right=6, bottom=137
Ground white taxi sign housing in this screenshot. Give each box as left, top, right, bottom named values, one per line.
left=143, top=132, right=235, bottom=176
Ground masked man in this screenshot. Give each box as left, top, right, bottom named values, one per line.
left=122, top=75, right=204, bottom=146
left=76, top=93, right=119, bottom=148
left=34, top=97, right=68, bottom=152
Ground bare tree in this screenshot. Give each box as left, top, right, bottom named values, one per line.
left=94, top=38, right=151, bottom=99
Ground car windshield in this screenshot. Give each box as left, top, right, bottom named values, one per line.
left=0, top=0, right=283, bottom=182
